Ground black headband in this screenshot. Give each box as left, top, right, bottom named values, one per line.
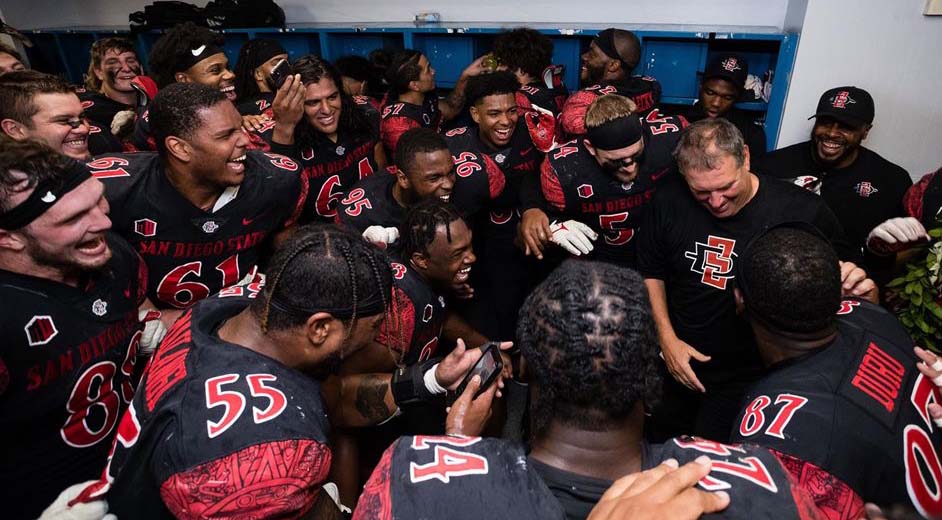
left=736, top=221, right=836, bottom=336
left=177, top=43, right=226, bottom=73
left=0, top=160, right=91, bottom=230
left=593, top=29, right=622, bottom=62
left=586, top=115, right=644, bottom=150
left=268, top=290, right=388, bottom=321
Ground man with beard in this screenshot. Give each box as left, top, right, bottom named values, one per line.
left=682, top=54, right=767, bottom=163
left=74, top=225, right=494, bottom=519
left=80, top=38, right=142, bottom=134
left=755, top=86, right=911, bottom=279
left=338, top=128, right=503, bottom=249
left=261, top=55, right=386, bottom=222
left=491, top=27, right=569, bottom=152
left=519, top=94, right=685, bottom=266
left=0, top=138, right=162, bottom=519
left=444, top=71, right=542, bottom=339
left=559, top=28, right=662, bottom=139
left=0, top=71, right=97, bottom=160
left=0, top=42, right=25, bottom=74
left=380, top=49, right=486, bottom=157
left=87, top=84, right=307, bottom=312
left=233, top=38, right=288, bottom=117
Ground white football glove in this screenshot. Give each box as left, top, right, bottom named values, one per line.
left=110, top=109, right=137, bottom=138
left=866, top=217, right=929, bottom=255
left=138, top=309, right=167, bottom=357
left=38, top=480, right=115, bottom=520
left=550, top=220, right=598, bottom=256
left=362, top=225, right=399, bottom=248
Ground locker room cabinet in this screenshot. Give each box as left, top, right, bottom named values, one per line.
left=23, top=23, right=798, bottom=149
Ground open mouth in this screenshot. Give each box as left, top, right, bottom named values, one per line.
left=819, top=140, right=844, bottom=155
left=494, top=127, right=512, bottom=141
left=63, top=136, right=88, bottom=156
left=77, top=236, right=107, bottom=255
left=228, top=154, right=246, bottom=172
left=440, top=194, right=451, bottom=203
left=455, top=265, right=471, bottom=283
left=220, top=85, right=237, bottom=101
left=317, top=113, right=336, bottom=126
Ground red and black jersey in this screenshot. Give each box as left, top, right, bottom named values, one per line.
left=559, top=77, right=662, bottom=139
left=731, top=299, right=938, bottom=517
left=92, top=290, right=333, bottom=519
left=375, top=258, right=447, bottom=366
left=0, top=234, right=146, bottom=520
left=260, top=97, right=382, bottom=222
left=516, top=81, right=569, bottom=152
left=380, top=91, right=442, bottom=157
left=235, top=92, right=275, bottom=117
left=335, top=168, right=404, bottom=234
left=89, top=151, right=307, bottom=310
left=79, top=90, right=132, bottom=128
left=540, top=111, right=686, bottom=265
left=87, top=123, right=125, bottom=155
left=354, top=435, right=566, bottom=520
left=904, top=167, right=942, bottom=228
left=636, top=175, right=857, bottom=382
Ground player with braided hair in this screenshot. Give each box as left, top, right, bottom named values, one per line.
left=79, top=224, right=498, bottom=518
left=232, top=38, right=288, bottom=116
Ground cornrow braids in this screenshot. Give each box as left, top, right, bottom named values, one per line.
left=251, top=224, right=392, bottom=335
left=517, top=260, right=662, bottom=437
left=398, top=198, right=463, bottom=260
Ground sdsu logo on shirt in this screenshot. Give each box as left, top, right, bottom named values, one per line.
left=685, top=235, right=737, bottom=290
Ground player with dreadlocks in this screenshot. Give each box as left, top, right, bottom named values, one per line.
left=232, top=38, right=288, bottom=117
left=355, top=260, right=827, bottom=519
left=70, top=224, right=494, bottom=518
left=259, top=54, right=386, bottom=222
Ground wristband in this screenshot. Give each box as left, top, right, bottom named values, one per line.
left=424, top=363, right=446, bottom=394
left=391, top=357, right=442, bottom=407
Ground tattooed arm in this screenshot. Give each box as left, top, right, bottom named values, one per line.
left=322, top=373, right=398, bottom=428
left=438, top=55, right=487, bottom=121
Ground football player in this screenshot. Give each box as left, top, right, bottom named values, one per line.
left=519, top=94, right=686, bottom=265
left=637, top=118, right=870, bottom=441
left=379, top=49, right=486, bottom=157
left=87, top=83, right=308, bottom=312
left=232, top=38, right=288, bottom=117
left=730, top=223, right=939, bottom=517
left=559, top=28, right=662, bottom=139
left=491, top=27, right=569, bottom=152
left=0, top=70, right=121, bottom=160
left=0, top=139, right=162, bottom=519
left=80, top=37, right=142, bottom=135
left=74, top=225, right=495, bottom=519
left=261, top=54, right=386, bottom=222
left=337, top=128, right=503, bottom=249
left=354, top=260, right=828, bottom=520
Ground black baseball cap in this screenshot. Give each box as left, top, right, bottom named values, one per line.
left=703, top=54, right=749, bottom=94
left=809, top=86, right=874, bottom=128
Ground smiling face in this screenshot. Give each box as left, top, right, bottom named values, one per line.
left=811, top=116, right=869, bottom=169
left=183, top=101, right=251, bottom=188
left=398, top=149, right=455, bottom=203
left=580, top=42, right=611, bottom=85
left=682, top=148, right=754, bottom=219
left=95, top=48, right=142, bottom=95
left=586, top=137, right=645, bottom=184
left=13, top=176, right=113, bottom=275
left=179, top=53, right=237, bottom=102
left=414, top=218, right=476, bottom=294
left=303, top=76, right=343, bottom=139
left=471, top=93, right=518, bottom=149
left=20, top=92, right=91, bottom=160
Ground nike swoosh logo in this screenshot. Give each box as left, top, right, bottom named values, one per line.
left=521, top=147, right=533, bottom=156
left=191, top=45, right=206, bottom=56
left=242, top=217, right=256, bottom=226
left=651, top=168, right=669, bottom=181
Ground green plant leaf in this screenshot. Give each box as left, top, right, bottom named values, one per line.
left=887, top=277, right=907, bottom=288
left=929, top=228, right=942, bottom=238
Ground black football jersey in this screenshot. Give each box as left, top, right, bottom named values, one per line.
left=380, top=91, right=442, bottom=157
left=79, top=90, right=132, bottom=128
left=516, top=82, right=569, bottom=152
left=235, top=92, right=275, bottom=117
left=89, top=151, right=307, bottom=309
left=335, top=168, right=404, bottom=234
left=731, top=299, right=938, bottom=516
left=0, top=234, right=146, bottom=520
left=353, top=435, right=566, bottom=520
left=92, top=290, right=333, bottom=519
left=87, top=123, right=124, bottom=155
left=559, top=77, right=662, bottom=138
left=375, top=258, right=448, bottom=367
left=637, top=175, right=857, bottom=380
left=540, top=111, right=686, bottom=265
left=260, top=96, right=382, bottom=222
